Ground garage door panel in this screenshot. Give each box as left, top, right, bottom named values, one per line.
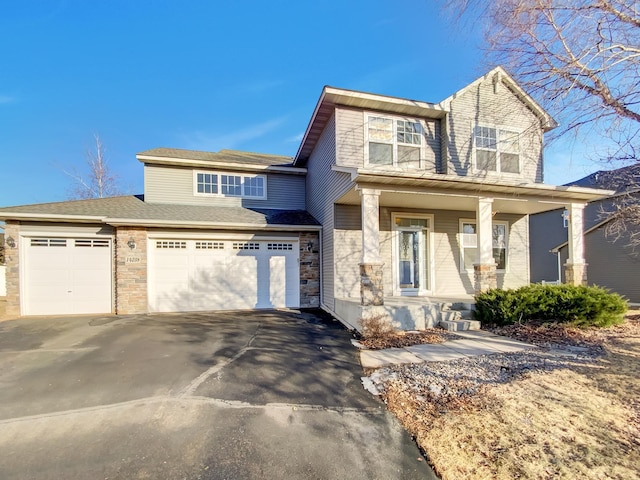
left=149, top=239, right=299, bottom=312
left=23, top=237, right=112, bottom=316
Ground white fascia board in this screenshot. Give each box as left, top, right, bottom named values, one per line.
left=353, top=168, right=615, bottom=201
left=331, top=165, right=358, bottom=180
left=104, top=218, right=321, bottom=231
left=136, top=155, right=307, bottom=175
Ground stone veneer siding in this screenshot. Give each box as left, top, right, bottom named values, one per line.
left=360, top=263, right=384, bottom=306
left=299, top=231, right=320, bottom=307
left=565, top=263, right=588, bottom=286
left=4, top=221, right=20, bottom=317
left=474, top=263, right=497, bottom=293
left=115, top=227, right=148, bottom=314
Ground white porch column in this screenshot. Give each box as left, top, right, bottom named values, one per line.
left=359, top=188, right=384, bottom=306
left=565, top=202, right=587, bottom=285
left=360, top=188, right=382, bottom=264
left=474, top=197, right=497, bottom=293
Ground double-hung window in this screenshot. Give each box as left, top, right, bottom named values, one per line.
left=474, top=125, right=520, bottom=174
left=367, top=115, right=423, bottom=168
left=194, top=171, right=266, bottom=199
left=460, top=220, right=508, bottom=271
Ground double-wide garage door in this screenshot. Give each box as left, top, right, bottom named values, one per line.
left=23, top=237, right=112, bottom=316
left=148, top=239, right=300, bottom=312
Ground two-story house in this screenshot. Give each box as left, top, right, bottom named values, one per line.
left=0, top=67, right=611, bottom=329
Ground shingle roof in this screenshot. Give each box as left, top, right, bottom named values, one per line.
left=565, top=164, right=640, bottom=193
left=137, top=148, right=294, bottom=167
left=0, top=195, right=320, bottom=228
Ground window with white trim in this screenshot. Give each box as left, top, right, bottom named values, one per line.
left=474, top=125, right=520, bottom=174
left=459, top=220, right=508, bottom=271
left=194, top=171, right=266, bottom=199
left=366, top=114, right=424, bottom=168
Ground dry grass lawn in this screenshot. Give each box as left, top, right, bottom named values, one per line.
left=383, top=315, right=640, bottom=480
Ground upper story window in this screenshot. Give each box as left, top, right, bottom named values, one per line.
left=366, top=114, right=424, bottom=168
left=194, top=171, right=266, bottom=199
left=474, top=125, right=520, bottom=174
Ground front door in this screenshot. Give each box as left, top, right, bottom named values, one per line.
left=394, top=215, right=432, bottom=296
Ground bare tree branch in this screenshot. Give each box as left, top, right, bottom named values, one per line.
left=443, top=0, right=640, bottom=246
left=64, top=134, right=123, bottom=199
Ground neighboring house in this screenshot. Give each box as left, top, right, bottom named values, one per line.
left=530, top=164, right=640, bottom=302
left=0, top=67, right=611, bottom=329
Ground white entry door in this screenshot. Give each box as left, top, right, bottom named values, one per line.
left=22, top=237, right=113, bottom=315
left=393, top=215, right=433, bottom=296
left=148, top=239, right=300, bottom=312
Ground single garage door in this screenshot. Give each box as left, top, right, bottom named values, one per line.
left=148, top=239, right=300, bottom=312
left=23, top=237, right=112, bottom=316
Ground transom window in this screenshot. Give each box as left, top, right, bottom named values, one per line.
left=474, top=125, right=520, bottom=174
left=194, top=171, right=266, bottom=199
left=367, top=115, right=424, bottom=168
left=460, top=220, right=508, bottom=271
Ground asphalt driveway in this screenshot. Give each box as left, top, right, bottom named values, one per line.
left=0, top=310, right=436, bottom=479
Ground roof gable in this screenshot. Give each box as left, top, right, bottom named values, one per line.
left=439, top=66, right=557, bottom=131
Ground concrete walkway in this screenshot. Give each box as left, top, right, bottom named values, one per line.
left=359, top=330, right=536, bottom=369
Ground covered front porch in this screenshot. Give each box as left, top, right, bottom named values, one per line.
left=335, top=295, right=477, bottom=332
left=329, top=167, right=610, bottom=331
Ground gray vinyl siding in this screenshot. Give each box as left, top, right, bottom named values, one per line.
left=144, top=165, right=306, bottom=210
left=305, top=112, right=354, bottom=311
left=333, top=206, right=530, bottom=298
left=530, top=209, right=566, bottom=283
left=335, top=107, right=365, bottom=168
left=586, top=227, right=640, bottom=302
left=445, top=76, right=544, bottom=183
left=559, top=226, right=640, bottom=303
left=529, top=199, right=615, bottom=283
left=335, top=107, right=441, bottom=172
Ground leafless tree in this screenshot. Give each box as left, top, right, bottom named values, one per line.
left=445, top=0, right=640, bottom=245
left=64, top=134, right=123, bottom=199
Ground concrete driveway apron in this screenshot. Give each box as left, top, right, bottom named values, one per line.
left=0, top=310, right=436, bottom=480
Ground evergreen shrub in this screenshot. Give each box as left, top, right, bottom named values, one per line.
left=475, top=284, right=627, bottom=328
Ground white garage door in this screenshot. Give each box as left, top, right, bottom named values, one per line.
left=23, top=237, right=112, bottom=316
left=148, top=239, right=300, bottom=312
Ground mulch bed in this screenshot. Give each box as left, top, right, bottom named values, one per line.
left=358, top=328, right=461, bottom=350
left=487, top=313, right=640, bottom=350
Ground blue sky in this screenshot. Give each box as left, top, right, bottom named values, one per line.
left=0, top=0, right=602, bottom=207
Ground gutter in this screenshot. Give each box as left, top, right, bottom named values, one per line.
left=137, top=155, right=307, bottom=175
left=104, top=218, right=322, bottom=231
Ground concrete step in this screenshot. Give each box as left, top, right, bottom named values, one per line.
left=440, top=309, right=475, bottom=322
left=439, top=319, right=481, bottom=331
left=439, top=301, right=476, bottom=312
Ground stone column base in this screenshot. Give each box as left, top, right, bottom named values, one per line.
left=564, top=263, right=588, bottom=286
left=360, top=263, right=384, bottom=306
left=473, top=263, right=497, bottom=293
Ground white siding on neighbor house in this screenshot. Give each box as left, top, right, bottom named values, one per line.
left=305, top=112, right=354, bottom=311
left=335, top=107, right=442, bottom=172
left=144, top=165, right=306, bottom=209
left=333, top=206, right=531, bottom=299
left=445, top=77, right=544, bottom=183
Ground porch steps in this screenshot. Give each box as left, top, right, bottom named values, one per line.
left=438, top=302, right=480, bottom=331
